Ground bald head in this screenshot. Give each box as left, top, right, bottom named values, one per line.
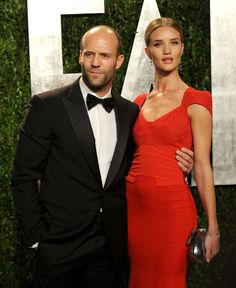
left=80, top=25, right=122, bottom=56
left=78, top=25, right=124, bottom=96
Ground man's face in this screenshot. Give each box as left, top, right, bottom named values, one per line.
left=79, top=28, right=124, bottom=97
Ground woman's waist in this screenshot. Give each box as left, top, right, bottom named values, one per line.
left=129, top=145, right=185, bottom=184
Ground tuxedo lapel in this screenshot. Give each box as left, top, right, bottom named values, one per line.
left=104, top=92, right=130, bottom=189
left=61, top=80, right=102, bottom=186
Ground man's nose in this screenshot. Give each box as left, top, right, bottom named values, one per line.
left=91, top=54, right=100, bottom=67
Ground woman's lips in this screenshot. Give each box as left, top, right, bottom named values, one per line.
left=162, top=58, right=173, bottom=64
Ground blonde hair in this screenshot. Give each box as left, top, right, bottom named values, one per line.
left=145, top=18, right=184, bottom=46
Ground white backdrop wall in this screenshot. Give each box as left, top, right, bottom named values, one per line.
left=211, top=0, right=236, bottom=185
left=27, top=0, right=236, bottom=185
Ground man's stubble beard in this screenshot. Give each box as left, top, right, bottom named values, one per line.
left=81, top=66, right=114, bottom=93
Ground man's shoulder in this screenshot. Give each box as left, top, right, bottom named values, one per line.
left=34, top=79, right=80, bottom=102
left=112, top=90, right=139, bottom=109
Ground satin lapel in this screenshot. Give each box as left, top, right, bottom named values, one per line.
left=104, top=94, right=130, bottom=189
left=61, top=80, right=102, bottom=185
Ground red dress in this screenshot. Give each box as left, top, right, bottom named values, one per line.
left=127, top=87, right=212, bottom=288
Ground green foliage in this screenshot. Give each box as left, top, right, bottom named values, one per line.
left=0, top=0, right=33, bottom=286
left=187, top=186, right=236, bottom=287
left=0, top=0, right=235, bottom=287
left=62, top=0, right=144, bottom=90
left=158, top=0, right=211, bottom=90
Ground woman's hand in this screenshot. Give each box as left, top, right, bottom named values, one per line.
left=205, top=232, right=220, bottom=262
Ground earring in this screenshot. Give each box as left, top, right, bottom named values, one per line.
left=150, top=59, right=153, bottom=68
left=179, top=61, right=183, bottom=73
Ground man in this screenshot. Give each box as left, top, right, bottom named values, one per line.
left=11, top=25, right=193, bottom=287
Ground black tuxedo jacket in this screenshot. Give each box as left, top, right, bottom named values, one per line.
left=11, top=79, right=139, bottom=278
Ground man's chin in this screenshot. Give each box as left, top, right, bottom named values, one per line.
left=82, top=74, right=109, bottom=93
left=88, top=83, right=104, bottom=92
left=85, top=79, right=105, bottom=92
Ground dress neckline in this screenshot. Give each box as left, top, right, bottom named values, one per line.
left=140, top=86, right=191, bottom=123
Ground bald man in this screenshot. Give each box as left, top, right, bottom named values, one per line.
left=12, top=25, right=193, bottom=288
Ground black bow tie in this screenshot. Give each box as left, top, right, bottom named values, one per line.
left=86, top=93, right=114, bottom=113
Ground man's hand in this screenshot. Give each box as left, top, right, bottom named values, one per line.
left=176, top=147, right=194, bottom=176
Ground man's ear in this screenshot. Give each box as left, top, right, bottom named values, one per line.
left=78, top=50, right=82, bottom=64
left=115, top=54, right=124, bottom=70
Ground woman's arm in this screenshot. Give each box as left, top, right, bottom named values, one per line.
left=188, top=104, right=220, bottom=262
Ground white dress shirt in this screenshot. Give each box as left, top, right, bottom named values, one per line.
left=79, top=78, right=117, bottom=187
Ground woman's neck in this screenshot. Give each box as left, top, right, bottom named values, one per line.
left=154, top=72, right=187, bottom=93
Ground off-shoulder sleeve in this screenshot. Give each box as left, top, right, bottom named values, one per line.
left=183, top=88, right=212, bottom=115
left=133, top=93, right=147, bottom=108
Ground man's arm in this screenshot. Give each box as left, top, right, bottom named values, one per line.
left=11, top=95, right=52, bottom=246
left=176, top=147, right=194, bottom=176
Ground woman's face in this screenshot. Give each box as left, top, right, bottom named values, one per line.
left=145, top=26, right=184, bottom=74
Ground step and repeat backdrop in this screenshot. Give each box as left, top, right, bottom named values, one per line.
left=27, top=0, right=236, bottom=185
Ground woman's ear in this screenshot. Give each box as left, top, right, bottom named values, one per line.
left=181, top=43, right=184, bottom=56
left=145, top=47, right=152, bottom=59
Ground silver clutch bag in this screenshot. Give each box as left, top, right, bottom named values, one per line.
left=187, top=228, right=207, bottom=264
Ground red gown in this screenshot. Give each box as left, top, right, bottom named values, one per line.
left=127, top=87, right=212, bottom=288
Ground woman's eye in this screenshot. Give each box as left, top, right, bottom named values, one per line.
left=154, top=42, right=161, bottom=47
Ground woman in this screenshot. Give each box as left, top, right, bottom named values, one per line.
left=127, top=18, right=220, bottom=287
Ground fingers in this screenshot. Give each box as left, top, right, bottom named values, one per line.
left=206, top=248, right=219, bottom=263
left=176, top=147, right=194, bottom=160
left=206, top=249, right=212, bottom=263
left=176, top=152, right=191, bottom=175
left=205, top=237, right=220, bottom=263
left=176, top=148, right=194, bottom=175
left=177, top=160, right=190, bottom=175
